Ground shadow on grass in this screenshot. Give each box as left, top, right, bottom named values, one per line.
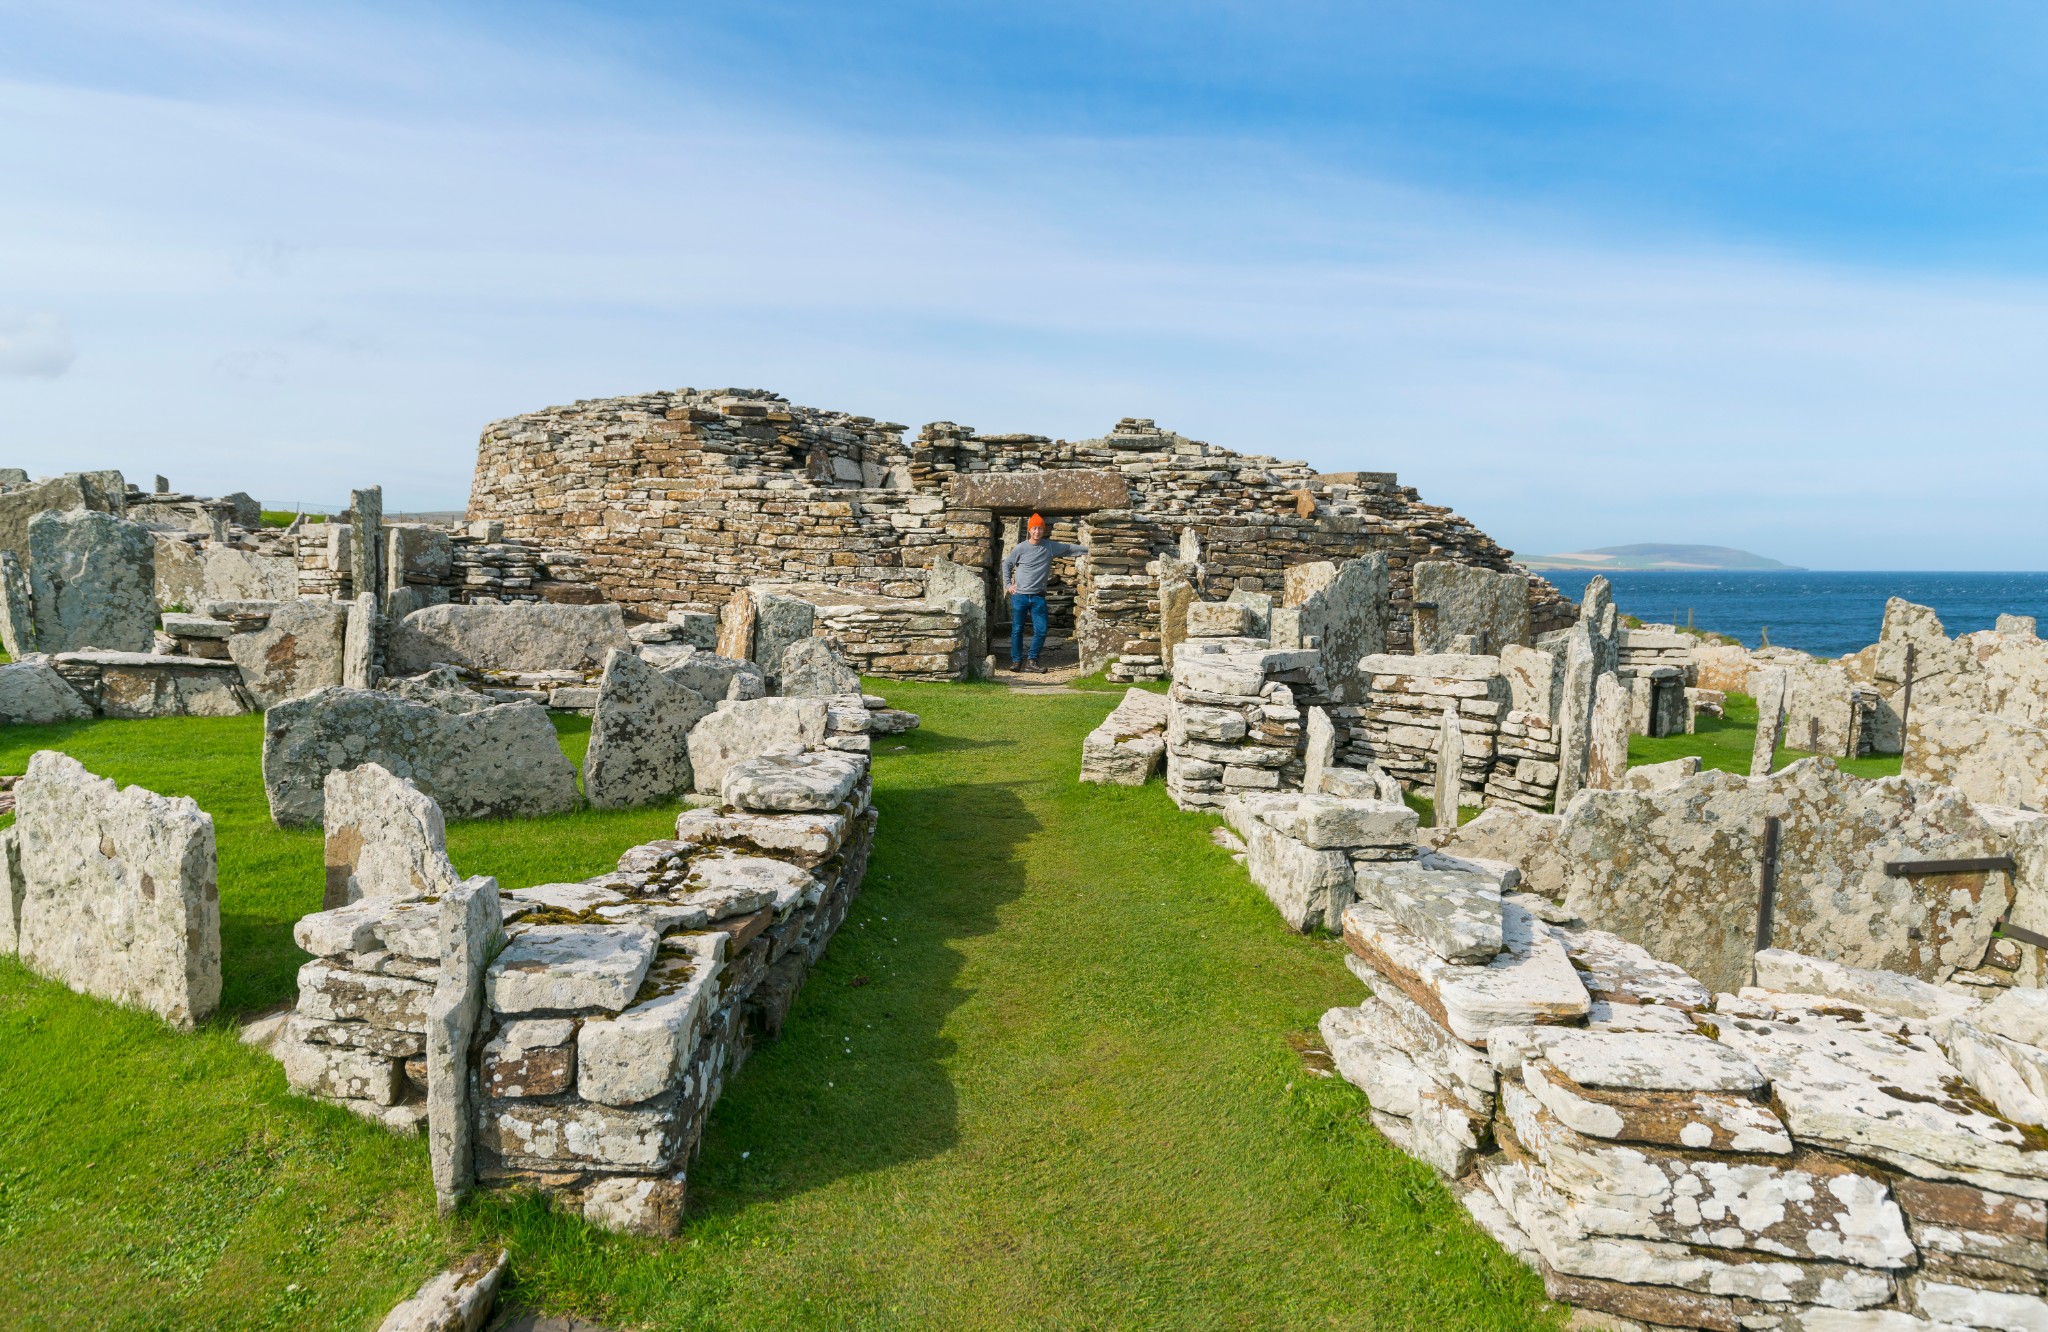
left=680, top=774, right=1035, bottom=1217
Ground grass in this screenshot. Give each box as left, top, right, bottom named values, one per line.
left=0, top=685, right=1558, bottom=1330
left=1629, top=691, right=1903, bottom=782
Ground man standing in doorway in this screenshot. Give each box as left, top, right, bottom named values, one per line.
left=1002, top=513, right=1085, bottom=672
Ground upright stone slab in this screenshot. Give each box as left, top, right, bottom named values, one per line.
left=1304, top=706, right=1337, bottom=794
left=427, top=874, right=503, bottom=1214
left=1560, top=760, right=2010, bottom=992
left=26, top=509, right=155, bottom=653
left=1500, top=642, right=1563, bottom=721
left=386, top=603, right=630, bottom=675
left=1750, top=667, right=1789, bottom=776
left=1433, top=705, right=1464, bottom=828
left=1903, top=705, right=2048, bottom=813
left=777, top=636, right=861, bottom=698
left=715, top=586, right=756, bottom=661
left=751, top=592, right=816, bottom=687
left=686, top=697, right=829, bottom=795
left=1298, top=553, right=1389, bottom=703
left=1157, top=557, right=1196, bottom=667
left=927, top=555, right=989, bottom=676
left=263, top=687, right=580, bottom=826
left=0, top=825, right=21, bottom=955
left=14, top=750, right=219, bottom=1028
left=1584, top=670, right=1629, bottom=791
left=343, top=594, right=379, bottom=690
left=581, top=648, right=713, bottom=810
left=229, top=598, right=349, bottom=708
left=0, top=550, right=33, bottom=656
left=1412, top=561, right=1530, bottom=655
left=1553, top=620, right=1599, bottom=804
left=1579, top=575, right=1619, bottom=674
left=349, top=486, right=382, bottom=604
left=323, top=762, right=463, bottom=908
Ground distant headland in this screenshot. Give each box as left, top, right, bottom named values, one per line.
left=1521, top=543, right=1803, bottom=573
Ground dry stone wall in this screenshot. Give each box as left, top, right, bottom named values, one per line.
left=279, top=746, right=877, bottom=1234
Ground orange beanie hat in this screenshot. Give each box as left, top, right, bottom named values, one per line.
left=1028, top=513, right=1046, bottom=530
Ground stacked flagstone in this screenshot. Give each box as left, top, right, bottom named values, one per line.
left=1104, top=638, right=1168, bottom=684
left=1222, top=789, right=1420, bottom=931
left=1320, top=758, right=2048, bottom=1330
left=1164, top=641, right=1318, bottom=810
left=1344, top=654, right=1509, bottom=809
left=280, top=746, right=875, bottom=1233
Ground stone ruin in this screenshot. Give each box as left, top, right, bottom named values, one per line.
left=1087, top=568, right=1662, bottom=821
left=269, top=736, right=876, bottom=1234
left=465, top=388, right=1576, bottom=679
left=1078, top=563, right=2048, bottom=1327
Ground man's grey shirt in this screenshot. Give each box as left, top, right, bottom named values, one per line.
left=1002, top=539, right=1085, bottom=595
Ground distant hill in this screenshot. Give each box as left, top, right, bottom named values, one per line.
left=1521, top=544, right=1803, bottom=573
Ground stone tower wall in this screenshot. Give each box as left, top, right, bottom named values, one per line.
left=468, top=388, right=1571, bottom=656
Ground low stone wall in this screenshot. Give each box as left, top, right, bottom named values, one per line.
left=3, top=750, right=220, bottom=1029
left=278, top=747, right=876, bottom=1233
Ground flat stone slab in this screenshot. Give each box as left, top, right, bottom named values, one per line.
left=672, top=807, right=847, bottom=868
left=1343, top=897, right=1590, bottom=1046
left=1355, top=862, right=1504, bottom=964
left=1541, top=1031, right=1765, bottom=1094
left=1361, top=653, right=1505, bottom=681
left=679, top=849, right=815, bottom=916
left=1268, top=794, right=1417, bottom=850
left=721, top=750, right=864, bottom=813
left=1503, top=1078, right=1913, bottom=1266
left=1714, top=1013, right=2048, bottom=1193
left=486, top=925, right=658, bottom=1016
left=1549, top=925, right=1711, bottom=1011
left=1521, top=1056, right=1792, bottom=1155
left=1752, top=947, right=1973, bottom=1023
left=576, top=935, right=724, bottom=1106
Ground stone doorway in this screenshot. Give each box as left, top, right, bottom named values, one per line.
left=988, top=511, right=1083, bottom=673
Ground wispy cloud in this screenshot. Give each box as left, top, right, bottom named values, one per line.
left=0, top=2, right=2042, bottom=567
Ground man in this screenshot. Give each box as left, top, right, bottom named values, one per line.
left=1001, top=513, right=1085, bottom=672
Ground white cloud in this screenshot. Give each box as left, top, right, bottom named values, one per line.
left=0, top=310, right=75, bottom=378
left=0, top=4, right=2043, bottom=567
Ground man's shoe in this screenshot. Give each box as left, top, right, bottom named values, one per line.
left=1008, top=660, right=1022, bottom=672
left=1026, top=660, right=1042, bottom=673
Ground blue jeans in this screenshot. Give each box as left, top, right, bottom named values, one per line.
left=1010, top=593, right=1048, bottom=663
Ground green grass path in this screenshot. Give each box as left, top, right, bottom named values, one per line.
left=0, top=685, right=1556, bottom=1331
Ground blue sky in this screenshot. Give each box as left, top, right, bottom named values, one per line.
left=3, top=2, right=2046, bottom=567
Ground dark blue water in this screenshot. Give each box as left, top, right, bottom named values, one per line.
left=1539, top=572, right=2048, bottom=658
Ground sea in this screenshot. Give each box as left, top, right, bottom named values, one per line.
left=1537, top=571, right=2048, bottom=658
